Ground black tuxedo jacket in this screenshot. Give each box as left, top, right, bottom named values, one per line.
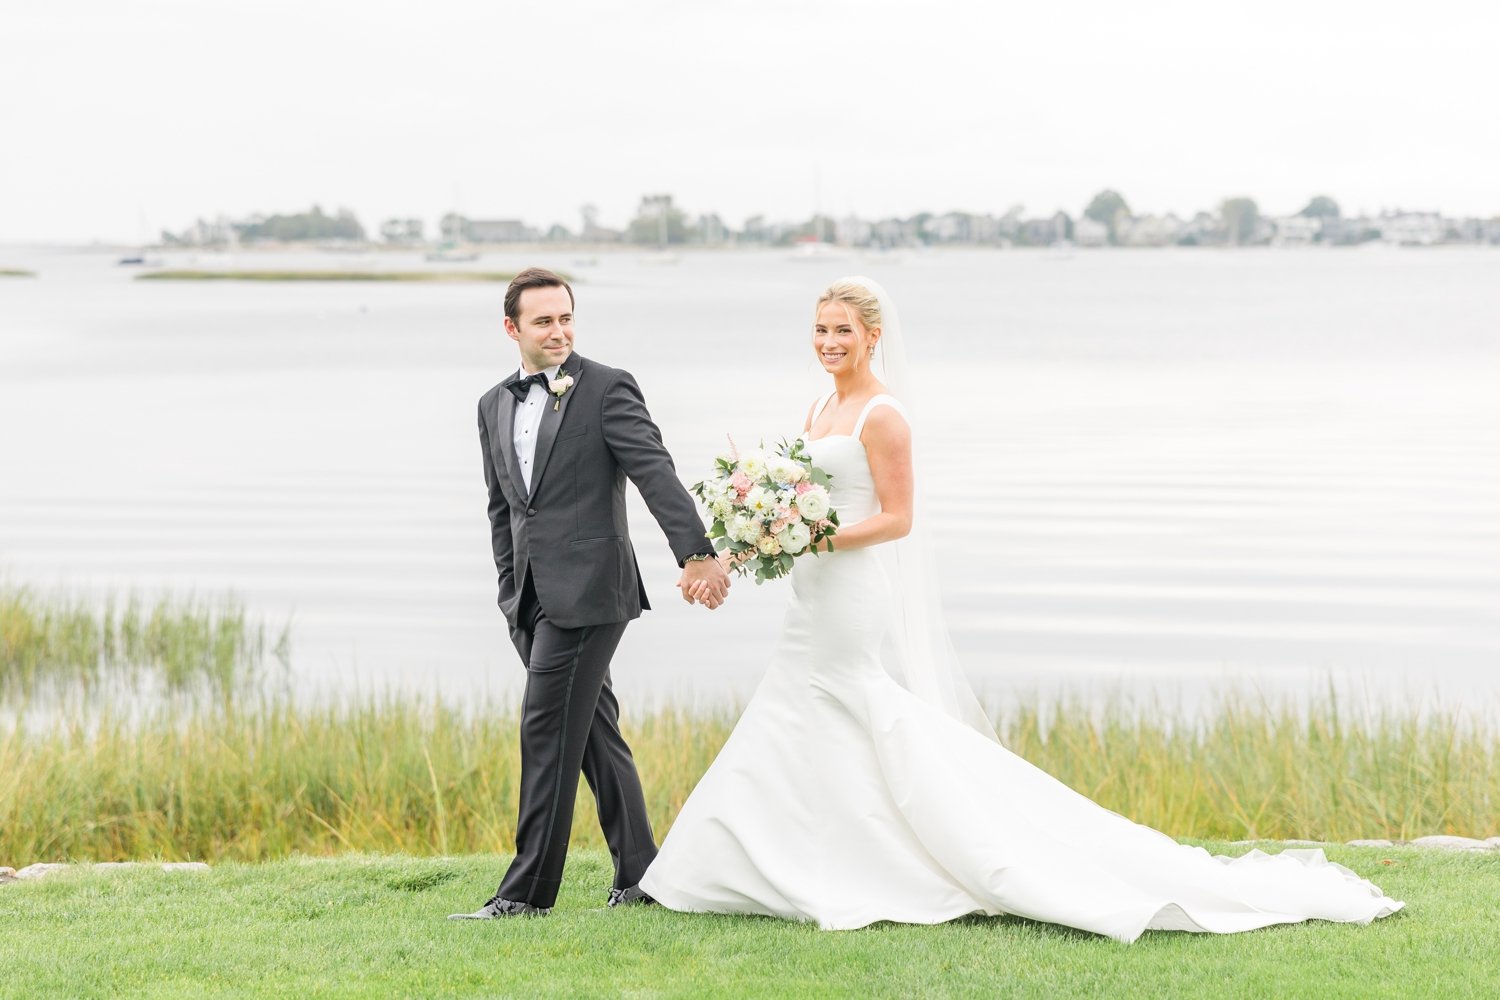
left=478, top=353, right=711, bottom=630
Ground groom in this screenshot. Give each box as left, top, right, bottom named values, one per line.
left=451, top=267, right=729, bottom=919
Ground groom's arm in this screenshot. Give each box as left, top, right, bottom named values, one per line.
left=478, top=400, right=517, bottom=610
left=599, top=370, right=715, bottom=566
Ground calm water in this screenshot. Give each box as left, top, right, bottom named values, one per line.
left=2, top=246, right=1498, bottom=710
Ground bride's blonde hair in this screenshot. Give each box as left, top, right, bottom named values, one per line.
left=815, top=281, right=882, bottom=371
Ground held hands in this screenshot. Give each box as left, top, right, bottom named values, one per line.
left=677, top=554, right=731, bottom=610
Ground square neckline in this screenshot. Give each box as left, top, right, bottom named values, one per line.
left=804, top=392, right=902, bottom=444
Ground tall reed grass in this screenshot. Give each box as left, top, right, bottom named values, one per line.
left=2, top=691, right=1494, bottom=865
left=0, top=585, right=285, bottom=697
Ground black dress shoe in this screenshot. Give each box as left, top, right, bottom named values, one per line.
left=607, top=885, right=656, bottom=908
left=448, top=893, right=551, bottom=919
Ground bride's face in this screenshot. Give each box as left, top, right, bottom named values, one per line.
left=813, top=302, right=879, bottom=375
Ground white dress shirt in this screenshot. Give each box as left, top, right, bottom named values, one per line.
left=512, top=364, right=561, bottom=493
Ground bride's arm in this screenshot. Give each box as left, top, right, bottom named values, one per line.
left=817, top=407, right=913, bottom=552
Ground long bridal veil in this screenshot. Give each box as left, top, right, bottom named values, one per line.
left=837, top=275, right=998, bottom=740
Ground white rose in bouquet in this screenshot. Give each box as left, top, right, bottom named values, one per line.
left=756, top=534, right=783, bottom=556
left=793, top=485, right=831, bottom=522
left=775, top=521, right=812, bottom=555
left=731, top=515, right=763, bottom=543
left=765, top=455, right=801, bottom=484
left=743, top=486, right=775, bottom=516
left=738, top=448, right=767, bottom=479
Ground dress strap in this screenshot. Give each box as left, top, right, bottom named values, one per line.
left=853, top=394, right=907, bottom=440
left=807, top=391, right=837, bottom=431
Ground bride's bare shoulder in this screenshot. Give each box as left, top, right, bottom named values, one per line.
left=861, top=402, right=912, bottom=442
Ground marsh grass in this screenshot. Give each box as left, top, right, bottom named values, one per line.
left=0, top=268, right=36, bottom=277
left=4, top=586, right=1494, bottom=865
left=134, top=270, right=522, bottom=282
left=2, top=689, right=1494, bottom=866
left=0, top=585, right=285, bottom=697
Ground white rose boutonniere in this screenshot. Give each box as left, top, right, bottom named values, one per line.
left=548, top=372, right=575, bottom=410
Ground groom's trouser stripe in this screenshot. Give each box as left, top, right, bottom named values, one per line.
left=580, top=670, right=657, bottom=887
left=500, top=611, right=641, bottom=907
left=538, top=625, right=584, bottom=898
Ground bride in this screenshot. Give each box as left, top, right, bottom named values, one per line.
left=638, top=276, right=1403, bottom=942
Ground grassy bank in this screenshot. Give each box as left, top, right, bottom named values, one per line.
left=3, top=691, right=1496, bottom=866
left=3, top=589, right=1496, bottom=865
left=0, top=268, right=36, bottom=277
left=2, top=848, right=1494, bottom=999
left=134, top=270, right=524, bottom=282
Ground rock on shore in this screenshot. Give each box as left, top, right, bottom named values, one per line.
left=3, top=862, right=210, bottom=883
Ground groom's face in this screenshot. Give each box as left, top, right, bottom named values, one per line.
left=505, top=285, right=575, bottom=372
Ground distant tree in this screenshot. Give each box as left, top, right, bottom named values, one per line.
left=1055, top=211, right=1074, bottom=242
left=626, top=194, right=688, bottom=245
left=908, top=212, right=936, bottom=244
left=237, top=205, right=365, bottom=242
left=1221, top=197, right=1259, bottom=245
left=1084, top=190, right=1131, bottom=244
left=781, top=215, right=838, bottom=245
left=1299, top=195, right=1341, bottom=220
left=546, top=224, right=573, bottom=243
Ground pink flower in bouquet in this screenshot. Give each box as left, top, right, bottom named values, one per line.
left=730, top=471, right=753, bottom=495
left=770, top=518, right=790, bottom=534
left=795, top=481, right=814, bottom=495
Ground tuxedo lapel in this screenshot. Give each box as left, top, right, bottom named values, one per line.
left=528, top=356, right=583, bottom=498
left=493, top=385, right=527, bottom=498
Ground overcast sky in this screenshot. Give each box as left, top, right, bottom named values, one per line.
left=4, top=0, right=1497, bottom=243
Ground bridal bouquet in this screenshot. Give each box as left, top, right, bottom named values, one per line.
left=691, top=438, right=839, bottom=583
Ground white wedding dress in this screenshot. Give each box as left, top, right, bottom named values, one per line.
left=640, top=394, right=1403, bottom=942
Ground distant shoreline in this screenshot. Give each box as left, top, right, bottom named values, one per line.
left=134, top=269, right=525, bottom=283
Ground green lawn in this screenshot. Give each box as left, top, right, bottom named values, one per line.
left=1, top=845, right=1494, bottom=999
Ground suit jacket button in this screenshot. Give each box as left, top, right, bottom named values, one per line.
left=527, top=508, right=537, bottom=516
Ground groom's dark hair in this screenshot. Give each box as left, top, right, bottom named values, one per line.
left=505, top=267, right=575, bottom=324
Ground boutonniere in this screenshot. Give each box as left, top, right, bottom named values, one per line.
left=547, top=371, right=575, bottom=411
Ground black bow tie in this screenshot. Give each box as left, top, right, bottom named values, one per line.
left=505, top=371, right=550, bottom=403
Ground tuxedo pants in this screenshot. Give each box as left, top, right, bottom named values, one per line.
left=498, top=573, right=658, bottom=907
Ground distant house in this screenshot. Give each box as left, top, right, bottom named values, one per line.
left=1118, top=214, right=1184, bottom=247
left=380, top=218, right=424, bottom=245
left=695, top=213, right=730, bottom=245
left=1177, top=212, right=1225, bottom=246
left=439, top=214, right=536, bottom=243
left=1073, top=216, right=1108, bottom=247
left=835, top=215, right=872, bottom=245
left=931, top=212, right=974, bottom=243
left=468, top=219, right=536, bottom=243
left=1381, top=212, right=1443, bottom=246
left=872, top=217, right=919, bottom=247
left=579, top=205, right=622, bottom=243
left=1271, top=215, right=1321, bottom=246
left=1019, top=214, right=1068, bottom=246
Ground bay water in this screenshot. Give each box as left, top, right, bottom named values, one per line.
left=2, top=246, right=1497, bottom=713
